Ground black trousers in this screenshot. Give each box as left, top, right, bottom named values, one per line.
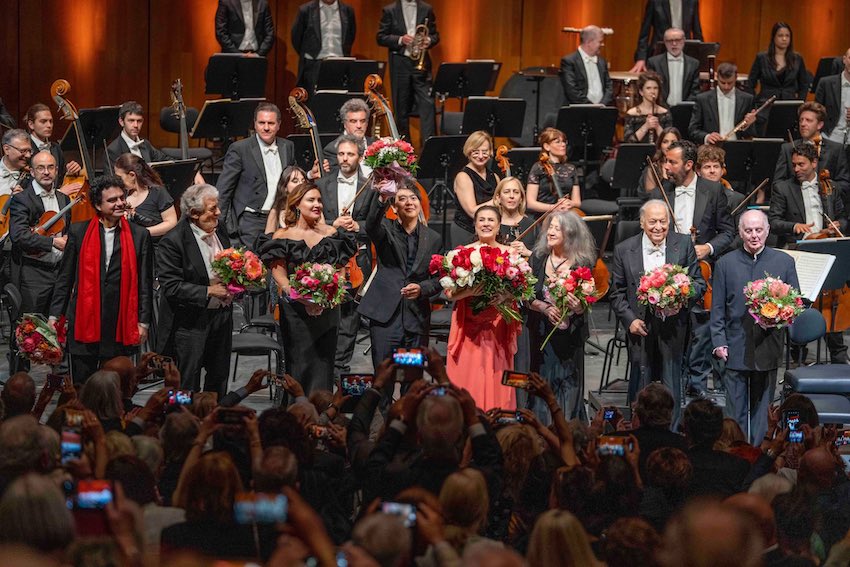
left=390, top=55, right=436, bottom=144
left=174, top=307, right=233, bottom=398
left=367, top=306, right=428, bottom=371
left=237, top=210, right=270, bottom=251
left=71, top=354, right=113, bottom=386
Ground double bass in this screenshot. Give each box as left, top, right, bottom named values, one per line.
left=51, top=80, right=96, bottom=223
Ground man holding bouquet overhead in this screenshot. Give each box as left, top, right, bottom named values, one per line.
left=711, top=210, right=800, bottom=443
left=610, top=199, right=705, bottom=426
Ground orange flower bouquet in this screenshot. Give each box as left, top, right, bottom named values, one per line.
left=744, top=275, right=805, bottom=329
left=211, top=247, right=267, bottom=298
left=15, top=314, right=63, bottom=365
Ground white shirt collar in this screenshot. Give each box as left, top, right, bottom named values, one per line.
left=578, top=46, right=597, bottom=63
left=189, top=221, right=216, bottom=239
left=642, top=233, right=666, bottom=251
left=337, top=171, right=357, bottom=184
left=121, top=130, right=143, bottom=148
left=717, top=87, right=735, bottom=100
left=679, top=173, right=698, bottom=192
left=32, top=180, right=55, bottom=197
left=842, top=73, right=850, bottom=88
left=256, top=134, right=276, bottom=151
left=667, top=52, right=683, bottom=62
left=31, top=134, right=50, bottom=150
left=320, top=0, right=338, bottom=8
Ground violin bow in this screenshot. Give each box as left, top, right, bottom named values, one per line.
left=730, top=178, right=770, bottom=216
left=644, top=156, right=681, bottom=233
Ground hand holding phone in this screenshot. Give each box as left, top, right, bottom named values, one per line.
left=501, top=370, right=530, bottom=389
left=392, top=348, right=427, bottom=368
left=381, top=501, right=417, bottom=527
left=340, top=373, right=374, bottom=397
left=234, top=492, right=288, bottom=524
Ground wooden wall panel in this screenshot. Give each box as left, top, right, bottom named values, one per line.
left=0, top=0, right=20, bottom=125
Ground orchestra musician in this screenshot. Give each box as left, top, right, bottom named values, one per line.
left=610, top=199, right=705, bottom=425
left=291, top=0, right=356, bottom=94
left=525, top=128, right=580, bottom=215
left=49, top=175, right=153, bottom=385
left=25, top=103, right=81, bottom=187
left=631, top=0, right=703, bottom=73
left=560, top=25, right=613, bottom=106
left=0, top=129, right=31, bottom=198
left=748, top=23, right=811, bottom=106
left=711, top=209, right=799, bottom=443
left=688, top=62, right=757, bottom=146
left=624, top=71, right=672, bottom=143
left=639, top=127, right=681, bottom=194
left=376, top=0, right=439, bottom=145
left=814, top=47, right=850, bottom=145
left=106, top=101, right=172, bottom=165
left=217, top=102, right=296, bottom=250
left=321, top=98, right=375, bottom=172
left=768, top=143, right=848, bottom=365
left=451, top=131, right=500, bottom=246
left=646, top=28, right=700, bottom=107
left=215, top=0, right=275, bottom=57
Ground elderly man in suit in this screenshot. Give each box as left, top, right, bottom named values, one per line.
left=291, top=0, right=356, bottom=94
left=631, top=0, right=703, bottom=73
left=647, top=28, right=700, bottom=107
left=689, top=62, right=757, bottom=145
left=49, top=175, right=153, bottom=384
left=711, top=209, right=799, bottom=443
left=816, top=47, right=850, bottom=145
left=217, top=102, right=295, bottom=249
left=560, top=25, right=613, bottom=106
left=106, top=101, right=172, bottom=165
left=610, top=199, right=706, bottom=426
left=156, top=184, right=234, bottom=396
left=215, top=0, right=275, bottom=57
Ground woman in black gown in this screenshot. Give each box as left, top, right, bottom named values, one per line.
left=258, top=182, right=356, bottom=394
left=452, top=130, right=501, bottom=246
left=114, top=153, right=178, bottom=244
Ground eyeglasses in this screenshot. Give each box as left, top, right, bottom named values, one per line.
left=470, top=150, right=490, bottom=157
left=34, top=165, right=57, bottom=172
left=6, top=145, right=32, bottom=155
left=665, top=37, right=685, bottom=44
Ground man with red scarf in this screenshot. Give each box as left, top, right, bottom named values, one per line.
left=50, top=175, right=153, bottom=384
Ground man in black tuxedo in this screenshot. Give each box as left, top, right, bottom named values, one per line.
left=49, top=175, right=153, bottom=384
left=316, top=135, right=370, bottom=375
left=291, top=0, right=356, bottom=94
left=646, top=28, right=700, bottom=107
left=106, top=101, right=172, bottom=165
left=610, top=199, right=706, bottom=425
left=322, top=98, right=375, bottom=171
left=217, top=102, right=295, bottom=249
left=815, top=48, right=850, bottom=144
left=376, top=0, right=439, bottom=145
left=25, top=103, right=81, bottom=187
left=156, top=184, right=234, bottom=397
left=560, top=26, right=613, bottom=106
left=215, top=0, right=275, bottom=57
left=689, top=62, right=757, bottom=145
left=359, top=181, right=442, bottom=370
left=774, top=101, right=850, bottom=211
left=631, top=0, right=703, bottom=73
left=711, top=210, right=799, bottom=443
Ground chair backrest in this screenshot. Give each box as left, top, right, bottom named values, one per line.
left=615, top=220, right=641, bottom=246
left=2, top=283, right=22, bottom=324
left=159, top=106, right=200, bottom=135
left=788, top=308, right=826, bottom=345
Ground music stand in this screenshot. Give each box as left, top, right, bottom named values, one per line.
left=60, top=106, right=121, bottom=168
left=433, top=61, right=501, bottom=107
left=460, top=97, right=525, bottom=138
left=192, top=98, right=263, bottom=154
left=150, top=158, right=201, bottom=209
left=764, top=100, right=803, bottom=139
left=505, top=147, right=542, bottom=185
left=417, top=135, right=467, bottom=248
left=611, top=143, right=656, bottom=198
left=204, top=54, right=267, bottom=99
left=556, top=105, right=618, bottom=169
left=312, top=91, right=369, bottom=135
left=811, top=56, right=842, bottom=92
left=315, top=58, right=385, bottom=92
left=285, top=133, right=339, bottom=171
left=722, top=140, right=753, bottom=186
left=750, top=138, right=783, bottom=185
left=669, top=102, right=695, bottom=140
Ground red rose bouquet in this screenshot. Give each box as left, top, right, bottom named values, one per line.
left=211, top=247, right=267, bottom=297
left=540, top=266, right=599, bottom=349
left=637, top=263, right=695, bottom=318
left=15, top=314, right=63, bottom=365
left=744, top=275, right=805, bottom=329
left=363, top=137, right=419, bottom=197
left=288, top=262, right=346, bottom=311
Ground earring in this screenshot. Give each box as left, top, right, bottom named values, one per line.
left=295, top=209, right=300, bottom=218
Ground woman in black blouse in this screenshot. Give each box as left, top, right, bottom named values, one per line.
left=114, top=153, right=177, bottom=242
left=452, top=130, right=501, bottom=246
left=623, top=71, right=672, bottom=143
left=526, top=127, right=581, bottom=216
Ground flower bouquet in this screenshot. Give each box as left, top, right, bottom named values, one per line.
left=288, top=263, right=347, bottom=314
left=429, top=245, right=536, bottom=322
left=211, top=247, right=267, bottom=298
left=637, top=264, right=695, bottom=319
left=744, top=275, right=805, bottom=330
left=363, top=137, right=419, bottom=197
left=15, top=314, right=63, bottom=365
left=540, top=266, right=599, bottom=349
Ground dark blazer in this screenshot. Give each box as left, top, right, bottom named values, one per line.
left=215, top=0, right=275, bottom=56
left=155, top=218, right=232, bottom=353
left=0, top=98, right=14, bottom=129
left=216, top=135, right=295, bottom=228
left=291, top=1, right=356, bottom=59
left=647, top=52, right=701, bottom=104
left=688, top=88, right=755, bottom=143
left=28, top=138, right=67, bottom=189
left=649, top=177, right=736, bottom=256
left=774, top=138, right=850, bottom=207
left=560, top=50, right=614, bottom=106
left=49, top=219, right=153, bottom=358
left=748, top=52, right=811, bottom=104
left=768, top=177, right=847, bottom=247
left=314, top=170, right=370, bottom=227
left=815, top=73, right=846, bottom=137
left=376, top=1, right=440, bottom=71
left=634, top=0, right=703, bottom=62
left=686, top=446, right=750, bottom=498
left=357, top=191, right=442, bottom=333
left=8, top=181, right=72, bottom=269
left=710, top=246, right=799, bottom=371
left=106, top=136, right=171, bottom=165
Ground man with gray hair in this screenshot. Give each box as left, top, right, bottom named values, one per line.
left=646, top=27, right=700, bottom=106
left=559, top=25, right=613, bottom=105
left=156, top=183, right=234, bottom=395
left=710, top=209, right=799, bottom=443
left=322, top=98, right=375, bottom=172
left=0, top=129, right=33, bottom=197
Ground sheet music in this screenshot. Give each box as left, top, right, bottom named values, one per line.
left=778, top=249, right=836, bottom=302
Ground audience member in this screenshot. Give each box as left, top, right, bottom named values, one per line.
left=683, top=399, right=750, bottom=497
left=0, top=373, right=35, bottom=419
left=0, top=473, right=74, bottom=558
left=526, top=509, right=604, bottom=567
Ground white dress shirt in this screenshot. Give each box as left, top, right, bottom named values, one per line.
left=673, top=174, right=698, bottom=237
left=801, top=178, right=824, bottom=232
left=316, top=0, right=343, bottom=59
left=642, top=234, right=667, bottom=272
left=716, top=87, right=737, bottom=141
left=30, top=180, right=62, bottom=264
left=0, top=157, right=21, bottom=196
left=669, top=0, right=683, bottom=29
left=190, top=222, right=227, bottom=308
left=238, top=0, right=259, bottom=52
left=103, top=224, right=117, bottom=272
left=401, top=0, right=418, bottom=57
left=337, top=171, right=357, bottom=215
left=121, top=131, right=145, bottom=158
left=826, top=73, right=850, bottom=144
left=258, top=135, right=283, bottom=211
left=579, top=46, right=603, bottom=104
left=667, top=53, right=684, bottom=106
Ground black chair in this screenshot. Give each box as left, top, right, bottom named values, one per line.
left=2, top=283, right=23, bottom=377
left=230, top=304, right=282, bottom=400
left=159, top=106, right=214, bottom=165
left=429, top=292, right=453, bottom=344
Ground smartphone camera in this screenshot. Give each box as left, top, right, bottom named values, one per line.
left=392, top=348, right=427, bottom=368
left=381, top=501, right=417, bottom=527
left=784, top=410, right=801, bottom=432
left=308, top=424, right=331, bottom=439
left=167, top=390, right=193, bottom=406
left=151, top=355, right=174, bottom=377
left=46, top=373, right=65, bottom=389
left=217, top=409, right=245, bottom=425
left=789, top=430, right=804, bottom=444
left=429, top=386, right=448, bottom=397
left=234, top=492, right=288, bottom=524
left=501, top=370, right=530, bottom=389
left=603, top=408, right=616, bottom=421
left=75, top=480, right=114, bottom=510
left=835, top=431, right=850, bottom=447
left=341, top=374, right=374, bottom=397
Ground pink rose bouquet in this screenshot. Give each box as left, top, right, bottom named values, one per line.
left=15, top=314, right=63, bottom=365
left=211, top=247, right=267, bottom=298
left=744, top=275, right=804, bottom=329
left=540, top=266, right=599, bottom=349
left=363, top=137, right=419, bottom=197
left=288, top=262, right=346, bottom=310
left=637, top=264, right=695, bottom=318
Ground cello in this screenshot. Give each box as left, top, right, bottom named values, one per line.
left=51, top=80, right=96, bottom=223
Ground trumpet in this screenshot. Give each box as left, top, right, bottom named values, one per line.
left=409, top=19, right=429, bottom=72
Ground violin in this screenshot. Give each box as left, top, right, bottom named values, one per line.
left=807, top=169, right=845, bottom=240
left=0, top=165, right=32, bottom=240
left=690, top=226, right=712, bottom=310
left=540, top=154, right=584, bottom=217
left=495, top=145, right=512, bottom=178
left=33, top=193, right=83, bottom=237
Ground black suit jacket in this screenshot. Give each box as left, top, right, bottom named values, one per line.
left=155, top=218, right=232, bottom=352
left=634, top=0, right=703, bottom=62
left=815, top=74, right=845, bottom=137
left=0, top=98, right=14, bottom=129
left=649, top=177, right=735, bottom=257
left=686, top=446, right=750, bottom=498
left=28, top=138, right=67, bottom=190
left=774, top=138, right=850, bottom=208
left=688, top=88, right=755, bottom=143
left=9, top=181, right=72, bottom=270
left=50, top=219, right=153, bottom=357
left=357, top=191, right=442, bottom=333
left=748, top=52, right=811, bottom=104
left=768, top=177, right=847, bottom=247
left=106, top=136, right=171, bottom=165
left=376, top=1, right=440, bottom=72
left=322, top=135, right=375, bottom=169
left=215, top=0, right=275, bottom=56
left=560, top=50, right=613, bottom=106
left=647, top=53, right=701, bottom=104
left=291, top=1, right=356, bottom=59
left=216, top=135, right=295, bottom=228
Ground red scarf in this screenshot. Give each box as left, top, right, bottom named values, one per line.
left=74, top=216, right=140, bottom=345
